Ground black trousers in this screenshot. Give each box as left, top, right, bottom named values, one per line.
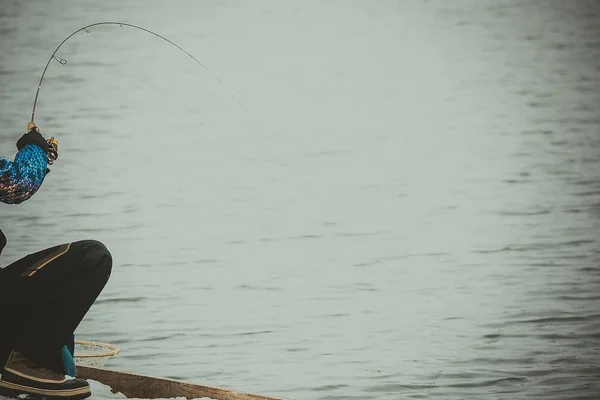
left=0, top=240, right=112, bottom=373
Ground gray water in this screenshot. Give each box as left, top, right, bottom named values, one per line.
left=1, top=1, right=599, bottom=399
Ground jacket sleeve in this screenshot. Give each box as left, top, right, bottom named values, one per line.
left=0, top=144, right=48, bottom=204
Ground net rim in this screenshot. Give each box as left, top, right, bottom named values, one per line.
left=74, top=339, right=120, bottom=358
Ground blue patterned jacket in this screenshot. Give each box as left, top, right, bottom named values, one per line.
left=0, top=144, right=48, bottom=256
left=1, top=144, right=48, bottom=205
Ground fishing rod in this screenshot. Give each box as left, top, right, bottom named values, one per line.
left=30, top=21, right=248, bottom=123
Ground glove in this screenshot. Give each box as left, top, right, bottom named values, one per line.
left=16, top=123, right=49, bottom=155
left=61, top=333, right=77, bottom=377
left=17, top=123, right=59, bottom=167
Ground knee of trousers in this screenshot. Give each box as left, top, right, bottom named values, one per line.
left=73, top=239, right=113, bottom=276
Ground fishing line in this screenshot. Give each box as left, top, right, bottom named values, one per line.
left=31, top=21, right=249, bottom=122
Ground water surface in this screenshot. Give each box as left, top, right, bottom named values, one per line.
left=1, top=1, right=599, bottom=399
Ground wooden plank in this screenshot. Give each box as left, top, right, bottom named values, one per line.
left=77, top=366, right=284, bottom=400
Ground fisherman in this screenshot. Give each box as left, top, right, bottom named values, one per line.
left=0, top=123, right=112, bottom=400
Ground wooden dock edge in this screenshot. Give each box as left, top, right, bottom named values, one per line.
left=77, top=365, right=284, bottom=400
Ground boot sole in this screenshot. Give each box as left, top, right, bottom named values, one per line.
left=0, top=380, right=91, bottom=400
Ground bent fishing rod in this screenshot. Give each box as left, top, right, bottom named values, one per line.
left=30, top=21, right=248, bottom=123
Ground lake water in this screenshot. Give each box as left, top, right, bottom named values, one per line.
left=1, top=1, right=599, bottom=399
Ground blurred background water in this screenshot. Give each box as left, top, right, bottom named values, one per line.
left=1, top=0, right=599, bottom=399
